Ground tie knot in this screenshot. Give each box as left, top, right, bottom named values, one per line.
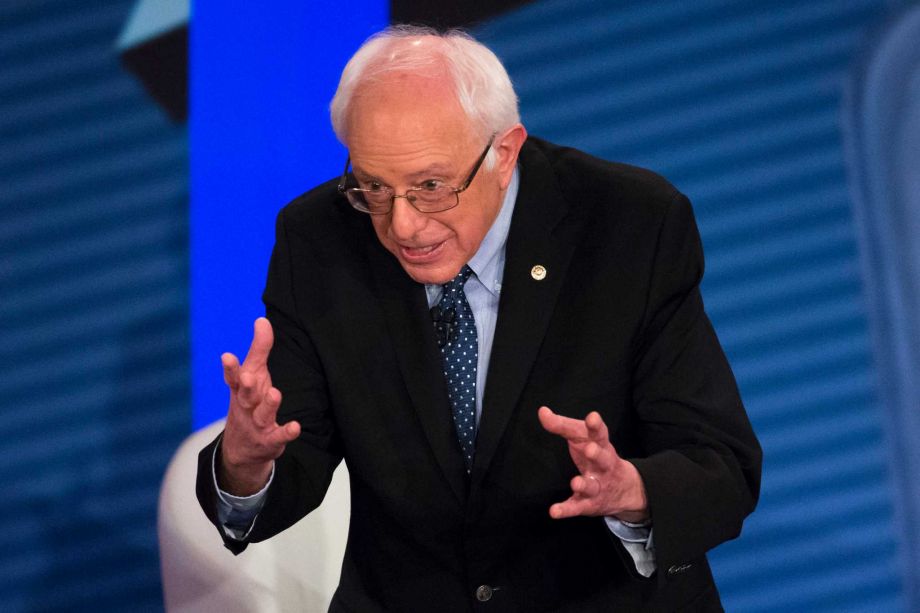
left=442, top=265, right=474, bottom=294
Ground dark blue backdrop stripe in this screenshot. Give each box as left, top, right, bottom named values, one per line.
left=0, top=0, right=188, bottom=609
left=475, top=0, right=904, bottom=611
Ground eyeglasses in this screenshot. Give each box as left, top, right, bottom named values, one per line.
left=337, top=135, right=495, bottom=215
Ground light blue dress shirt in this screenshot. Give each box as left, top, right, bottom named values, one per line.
left=423, top=167, right=517, bottom=422
left=215, top=167, right=655, bottom=577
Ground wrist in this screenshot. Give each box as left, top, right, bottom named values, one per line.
left=218, top=451, right=272, bottom=497
left=612, top=460, right=649, bottom=522
left=614, top=508, right=650, bottom=523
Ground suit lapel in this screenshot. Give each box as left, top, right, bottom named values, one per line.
left=359, top=139, right=575, bottom=500
left=367, top=239, right=469, bottom=506
left=473, top=141, right=576, bottom=483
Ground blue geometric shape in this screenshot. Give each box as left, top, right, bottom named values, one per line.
left=190, top=1, right=388, bottom=429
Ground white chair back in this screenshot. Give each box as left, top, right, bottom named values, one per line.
left=157, top=419, right=350, bottom=612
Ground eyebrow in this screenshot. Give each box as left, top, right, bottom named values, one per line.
left=352, top=163, right=456, bottom=184
left=407, top=164, right=454, bottom=179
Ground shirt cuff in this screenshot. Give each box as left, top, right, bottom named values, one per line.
left=604, top=516, right=656, bottom=578
left=211, top=437, right=273, bottom=540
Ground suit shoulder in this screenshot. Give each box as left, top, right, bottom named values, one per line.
left=273, top=176, right=373, bottom=262
left=278, top=177, right=345, bottom=227
left=278, top=176, right=370, bottom=235
left=526, top=136, right=685, bottom=220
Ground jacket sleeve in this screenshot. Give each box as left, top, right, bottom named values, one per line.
left=195, top=206, right=343, bottom=554
left=627, top=192, right=762, bottom=582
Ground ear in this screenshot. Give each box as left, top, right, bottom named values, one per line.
left=494, top=124, right=528, bottom=190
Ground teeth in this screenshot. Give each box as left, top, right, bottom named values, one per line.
left=406, top=244, right=437, bottom=254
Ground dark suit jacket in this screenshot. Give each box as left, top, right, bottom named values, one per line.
left=197, top=137, right=762, bottom=612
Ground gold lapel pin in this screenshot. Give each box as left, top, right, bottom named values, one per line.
left=531, top=265, right=547, bottom=281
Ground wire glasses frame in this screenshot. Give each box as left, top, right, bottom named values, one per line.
left=337, top=135, right=496, bottom=215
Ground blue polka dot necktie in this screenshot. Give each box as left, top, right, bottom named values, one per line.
left=432, top=265, right=478, bottom=471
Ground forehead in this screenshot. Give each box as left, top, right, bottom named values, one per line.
left=345, top=74, right=478, bottom=178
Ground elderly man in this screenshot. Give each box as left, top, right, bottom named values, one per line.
left=196, top=26, right=761, bottom=612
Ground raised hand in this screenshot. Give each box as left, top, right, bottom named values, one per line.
left=218, top=317, right=301, bottom=496
left=537, top=406, right=649, bottom=523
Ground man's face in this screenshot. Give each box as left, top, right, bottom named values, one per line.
left=345, top=76, right=518, bottom=285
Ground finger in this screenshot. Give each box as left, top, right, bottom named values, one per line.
left=571, top=474, right=602, bottom=497
left=568, top=440, right=616, bottom=478
left=238, top=370, right=262, bottom=410
left=267, top=420, right=301, bottom=447
left=584, top=411, right=609, bottom=442
left=537, top=406, right=588, bottom=441
left=243, top=317, right=274, bottom=370
left=584, top=441, right=602, bottom=461
left=252, top=386, right=282, bottom=428
left=549, top=497, right=596, bottom=519
left=222, top=353, right=241, bottom=390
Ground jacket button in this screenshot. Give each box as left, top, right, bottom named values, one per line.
left=475, top=585, right=493, bottom=602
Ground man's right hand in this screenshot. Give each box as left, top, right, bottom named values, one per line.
left=218, top=317, right=301, bottom=496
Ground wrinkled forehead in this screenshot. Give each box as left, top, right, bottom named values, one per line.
left=344, top=74, right=480, bottom=169
left=347, top=72, right=464, bottom=131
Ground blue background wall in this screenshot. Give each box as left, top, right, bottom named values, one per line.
left=189, top=2, right=387, bottom=430
left=2, top=0, right=917, bottom=610
left=470, top=2, right=914, bottom=610
left=0, top=0, right=188, bottom=609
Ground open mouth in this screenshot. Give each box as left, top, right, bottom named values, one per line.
left=399, top=240, right=445, bottom=263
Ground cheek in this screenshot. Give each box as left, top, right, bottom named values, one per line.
left=450, top=208, right=496, bottom=252
left=452, top=224, right=481, bottom=251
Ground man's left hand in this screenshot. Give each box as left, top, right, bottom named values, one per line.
left=537, top=406, right=649, bottom=523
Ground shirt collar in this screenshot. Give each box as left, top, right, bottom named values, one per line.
left=466, top=166, right=519, bottom=296
left=424, top=166, right=519, bottom=301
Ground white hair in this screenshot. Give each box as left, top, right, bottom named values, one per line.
left=329, top=26, right=520, bottom=168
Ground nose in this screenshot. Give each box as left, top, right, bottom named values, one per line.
left=388, top=195, right=428, bottom=240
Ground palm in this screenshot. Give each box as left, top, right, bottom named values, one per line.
left=538, top=406, right=648, bottom=522
left=218, top=318, right=300, bottom=495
